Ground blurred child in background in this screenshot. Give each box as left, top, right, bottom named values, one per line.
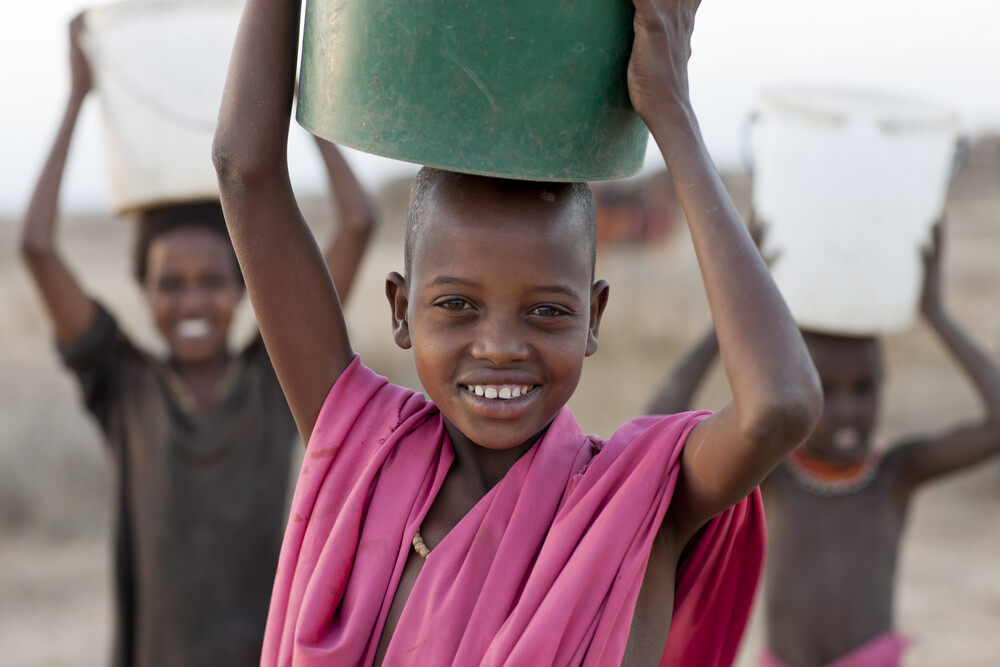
left=648, top=220, right=1000, bottom=667
left=18, top=14, right=377, bottom=667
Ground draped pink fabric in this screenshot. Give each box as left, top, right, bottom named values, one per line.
left=262, top=357, right=765, bottom=666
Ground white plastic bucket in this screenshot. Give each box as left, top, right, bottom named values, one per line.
left=750, top=86, right=959, bottom=335
left=81, top=0, right=244, bottom=214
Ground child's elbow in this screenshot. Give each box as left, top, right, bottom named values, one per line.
left=211, top=133, right=242, bottom=190
left=212, top=128, right=266, bottom=195
left=19, top=229, right=54, bottom=267
left=743, top=373, right=823, bottom=455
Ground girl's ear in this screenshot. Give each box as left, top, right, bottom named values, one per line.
left=585, top=279, right=610, bottom=357
left=385, top=271, right=412, bottom=349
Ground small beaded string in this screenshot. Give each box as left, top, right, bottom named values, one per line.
left=412, top=527, right=430, bottom=559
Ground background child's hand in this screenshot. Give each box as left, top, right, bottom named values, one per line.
left=69, top=13, right=93, bottom=96
left=627, top=0, right=701, bottom=126
left=919, top=220, right=945, bottom=319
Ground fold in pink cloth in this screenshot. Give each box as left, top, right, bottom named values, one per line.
left=759, top=632, right=911, bottom=667
left=262, top=357, right=766, bottom=666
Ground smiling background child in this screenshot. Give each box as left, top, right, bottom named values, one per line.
left=649, top=221, right=1000, bottom=667
left=18, top=13, right=377, bottom=667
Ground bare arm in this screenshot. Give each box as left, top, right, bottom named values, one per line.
left=895, top=222, right=1000, bottom=490
left=644, top=326, right=718, bottom=415
left=628, top=0, right=821, bottom=535
left=312, top=136, right=378, bottom=304
left=19, top=14, right=98, bottom=346
left=644, top=214, right=772, bottom=416
left=213, top=0, right=353, bottom=442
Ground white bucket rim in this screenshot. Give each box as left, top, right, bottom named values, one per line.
left=757, top=85, right=958, bottom=133
left=83, top=0, right=246, bottom=29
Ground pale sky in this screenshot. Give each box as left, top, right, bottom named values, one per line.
left=2, top=0, right=999, bottom=216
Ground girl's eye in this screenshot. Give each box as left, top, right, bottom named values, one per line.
left=437, top=298, right=471, bottom=311
left=531, top=305, right=566, bottom=317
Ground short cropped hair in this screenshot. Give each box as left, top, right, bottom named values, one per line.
left=405, top=167, right=597, bottom=281
left=133, top=201, right=244, bottom=287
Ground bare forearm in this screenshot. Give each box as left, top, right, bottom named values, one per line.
left=21, top=88, right=86, bottom=256
left=314, top=137, right=377, bottom=232
left=214, top=0, right=354, bottom=442
left=927, top=306, right=1000, bottom=422
left=19, top=86, right=96, bottom=345
left=214, top=0, right=300, bottom=179
left=313, top=137, right=378, bottom=302
left=649, top=113, right=820, bottom=449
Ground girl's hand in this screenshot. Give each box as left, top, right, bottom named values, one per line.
left=69, top=13, right=93, bottom=96
left=627, top=0, right=701, bottom=127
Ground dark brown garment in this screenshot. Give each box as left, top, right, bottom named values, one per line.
left=59, top=303, right=297, bottom=667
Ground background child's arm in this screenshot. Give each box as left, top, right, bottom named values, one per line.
left=645, top=325, right=718, bottom=415
left=213, top=0, right=353, bottom=442
left=628, top=0, right=821, bottom=536
left=311, top=136, right=378, bottom=305
left=19, top=15, right=98, bottom=346
left=894, top=222, right=1000, bottom=491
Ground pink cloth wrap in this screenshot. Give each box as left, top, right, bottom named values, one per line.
left=759, top=633, right=911, bottom=667
left=262, top=357, right=765, bottom=666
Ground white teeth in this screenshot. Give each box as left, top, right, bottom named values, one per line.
left=467, top=385, right=533, bottom=400
left=176, top=319, right=211, bottom=338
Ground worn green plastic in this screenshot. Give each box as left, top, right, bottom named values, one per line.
left=297, top=0, right=648, bottom=182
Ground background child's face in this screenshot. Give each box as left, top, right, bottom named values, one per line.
left=142, top=227, right=243, bottom=366
left=801, top=333, right=882, bottom=462
left=388, top=180, right=607, bottom=452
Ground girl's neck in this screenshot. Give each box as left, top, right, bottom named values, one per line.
left=444, top=420, right=545, bottom=492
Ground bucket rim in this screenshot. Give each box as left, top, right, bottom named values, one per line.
left=756, top=84, right=958, bottom=132
left=83, top=0, right=246, bottom=30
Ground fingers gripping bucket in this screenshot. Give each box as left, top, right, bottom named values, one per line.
left=296, top=0, right=649, bottom=181
left=81, top=0, right=245, bottom=214
left=749, top=87, right=959, bottom=335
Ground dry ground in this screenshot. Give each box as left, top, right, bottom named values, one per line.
left=1, top=146, right=999, bottom=665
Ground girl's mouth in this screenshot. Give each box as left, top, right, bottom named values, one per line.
left=464, top=384, right=536, bottom=400
left=175, top=318, right=212, bottom=339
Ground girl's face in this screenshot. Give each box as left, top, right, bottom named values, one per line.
left=387, top=179, right=607, bottom=453
left=142, top=227, right=243, bottom=366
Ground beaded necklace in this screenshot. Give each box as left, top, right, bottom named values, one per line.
left=782, top=447, right=882, bottom=497
left=412, top=527, right=430, bottom=559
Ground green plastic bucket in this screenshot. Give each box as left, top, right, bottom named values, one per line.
left=297, top=0, right=648, bottom=182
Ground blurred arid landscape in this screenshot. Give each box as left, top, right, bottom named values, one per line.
left=1, top=139, right=999, bottom=665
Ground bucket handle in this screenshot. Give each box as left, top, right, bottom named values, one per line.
left=740, top=111, right=760, bottom=176
left=949, top=135, right=970, bottom=184
left=80, top=11, right=220, bottom=133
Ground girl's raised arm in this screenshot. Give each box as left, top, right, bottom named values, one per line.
left=213, top=0, right=354, bottom=442
left=628, top=0, right=822, bottom=537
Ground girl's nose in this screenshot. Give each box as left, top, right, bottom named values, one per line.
left=470, top=316, right=530, bottom=364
